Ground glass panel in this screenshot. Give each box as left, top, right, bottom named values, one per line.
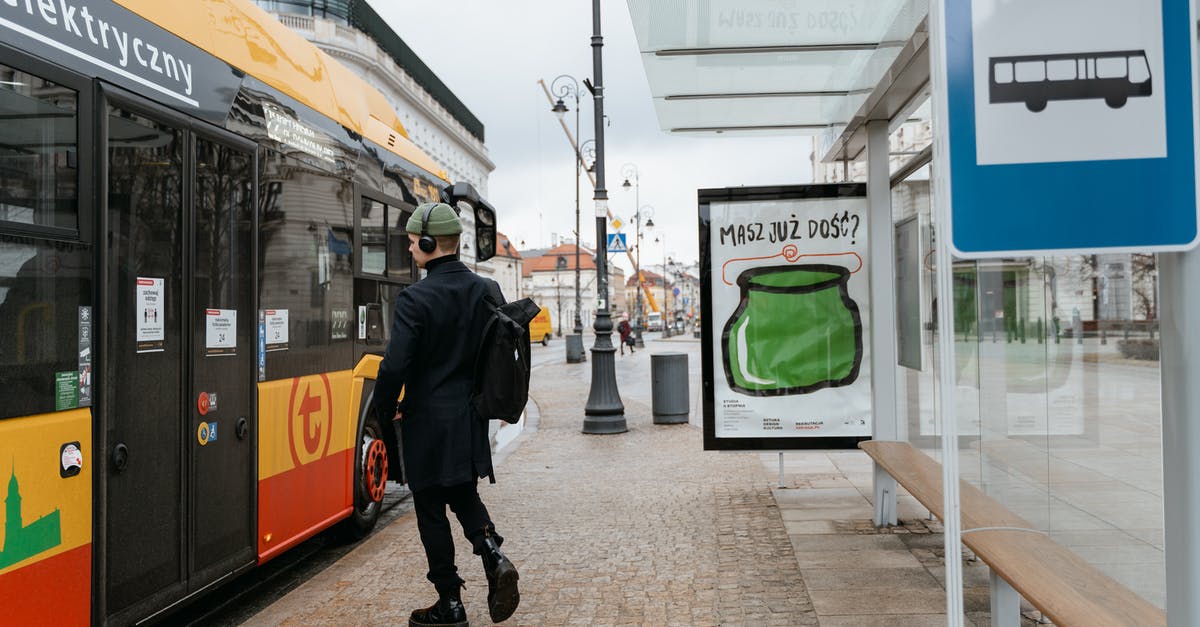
left=105, top=105, right=184, bottom=611
left=0, top=64, right=77, bottom=230
left=193, top=138, right=254, bottom=569
left=642, top=50, right=878, bottom=96
left=387, top=204, right=413, bottom=279
left=1045, top=253, right=1164, bottom=607
left=653, top=94, right=848, bottom=129
left=629, top=0, right=909, bottom=50
left=258, top=149, right=353, bottom=379
left=0, top=235, right=90, bottom=419
left=361, top=197, right=385, bottom=275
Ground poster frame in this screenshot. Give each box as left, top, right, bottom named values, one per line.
left=699, top=183, right=872, bottom=451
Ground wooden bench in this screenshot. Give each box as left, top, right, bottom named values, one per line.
left=860, top=440, right=1166, bottom=627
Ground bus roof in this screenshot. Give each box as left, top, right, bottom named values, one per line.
left=114, top=0, right=449, bottom=182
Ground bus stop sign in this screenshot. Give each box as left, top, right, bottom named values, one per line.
left=936, top=0, right=1200, bottom=257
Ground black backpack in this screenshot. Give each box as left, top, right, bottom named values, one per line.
left=472, top=282, right=540, bottom=423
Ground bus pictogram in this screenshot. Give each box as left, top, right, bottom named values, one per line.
left=989, top=49, right=1152, bottom=112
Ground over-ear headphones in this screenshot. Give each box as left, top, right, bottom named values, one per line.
left=418, top=204, right=437, bottom=253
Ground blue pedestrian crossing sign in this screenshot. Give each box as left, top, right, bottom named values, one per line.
left=934, top=0, right=1200, bottom=256
left=607, top=233, right=627, bottom=253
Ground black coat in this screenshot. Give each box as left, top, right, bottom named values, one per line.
left=373, top=256, right=501, bottom=492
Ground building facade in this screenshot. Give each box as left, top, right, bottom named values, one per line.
left=256, top=0, right=499, bottom=275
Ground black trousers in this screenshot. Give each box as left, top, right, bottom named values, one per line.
left=412, top=481, right=503, bottom=596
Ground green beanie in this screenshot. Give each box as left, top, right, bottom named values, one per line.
left=406, top=202, right=463, bottom=236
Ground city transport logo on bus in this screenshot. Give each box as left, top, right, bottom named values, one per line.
left=287, top=374, right=333, bottom=467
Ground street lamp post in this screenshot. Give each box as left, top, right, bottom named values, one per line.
left=551, top=75, right=587, bottom=364
left=656, top=235, right=671, bottom=338
left=621, top=165, right=648, bottom=348
left=582, top=0, right=626, bottom=434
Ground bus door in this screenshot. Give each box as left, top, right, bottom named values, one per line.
left=102, top=90, right=255, bottom=622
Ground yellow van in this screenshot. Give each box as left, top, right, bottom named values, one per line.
left=529, top=307, right=553, bottom=345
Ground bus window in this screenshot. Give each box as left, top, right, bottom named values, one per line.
left=0, top=236, right=90, bottom=419
left=993, top=62, right=1013, bottom=84
left=361, top=198, right=386, bottom=275
left=1047, top=59, right=1077, bottom=81
left=1097, top=56, right=1127, bottom=79
left=387, top=205, right=415, bottom=280
left=0, top=64, right=77, bottom=231
left=1129, top=55, right=1150, bottom=83
left=1015, top=61, right=1045, bottom=82
left=259, top=149, right=354, bottom=380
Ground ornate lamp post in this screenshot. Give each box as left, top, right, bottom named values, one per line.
left=582, top=0, right=626, bottom=434
left=551, top=75, right=587, bottom=364
left=655, top=235, right=671, bottom=338
left=621, top=165, right=642, bottom=347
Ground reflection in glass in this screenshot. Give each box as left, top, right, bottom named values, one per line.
left=361, top=198, right=385, bottom=275
left=891, top=161, right=1165, bottom=607
left=259, top=149, right=353, bottom=379
left=0, top=64, right=77, bottom=230
left=0, top=235, right=90, bottom=418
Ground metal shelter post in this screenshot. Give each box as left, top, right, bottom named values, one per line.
left=1160, top=250, right=1200, bottom=626
left=866, top=119, right=899, bottom=527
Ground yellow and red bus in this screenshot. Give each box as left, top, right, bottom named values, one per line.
left=0, top=1, right=497, bottom=623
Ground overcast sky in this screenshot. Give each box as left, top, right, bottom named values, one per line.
left=371, top=0, right=814, bottom=271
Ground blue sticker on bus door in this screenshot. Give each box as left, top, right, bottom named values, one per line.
left=938, top=0, right=1200, bottom=256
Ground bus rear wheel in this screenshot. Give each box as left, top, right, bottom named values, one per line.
left=1025, top=99, right=1047, bottom=113
left=1105, top=95, right=1127, bottom=109
left=541, top=334, right=550, bottom=346
left=339, top=411, right=389, bottom=540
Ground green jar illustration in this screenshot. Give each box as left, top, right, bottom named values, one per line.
left=722, top=264, right=863, bottom=396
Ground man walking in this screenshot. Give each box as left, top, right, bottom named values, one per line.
left=373, top=202, right=520, bottom=626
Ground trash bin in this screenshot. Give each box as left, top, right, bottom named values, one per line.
left=651, top=352, right=689, bottom=424
left=566, top=333, right=585, bottom=363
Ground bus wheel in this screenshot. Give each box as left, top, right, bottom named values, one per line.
left=542, top=334, right=550, bottom=346
left=1025, top=99, right=1047, bottom=113
left=339, top=412, right=389, bottom=540
left=1105, top=95, right=1127, bottom=109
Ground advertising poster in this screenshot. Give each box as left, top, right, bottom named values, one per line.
left=700, top=184, right=872, bottom=450
left=135, top=277, right=165, bottom=353
left=205, top=309, right=237, bottom=356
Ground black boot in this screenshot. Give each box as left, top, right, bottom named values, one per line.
left=479, top=533, right=520, bottom=623
left=409, top=593, right=468, bottom=627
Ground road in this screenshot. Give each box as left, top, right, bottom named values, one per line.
left=160, top=334, right=612, bottom=624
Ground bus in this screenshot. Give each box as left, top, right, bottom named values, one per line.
left=988, top=49, right=1152, bottom=112
left=0, top=1, right=498, bottom=624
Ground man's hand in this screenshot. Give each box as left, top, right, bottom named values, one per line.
left=394, top=411, right=403, bottom=421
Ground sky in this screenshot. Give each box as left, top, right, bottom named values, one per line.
left=371, top=0, right=815, bottom=273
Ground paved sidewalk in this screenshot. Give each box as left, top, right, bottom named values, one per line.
left=246, top=335, right=1011, bottom=626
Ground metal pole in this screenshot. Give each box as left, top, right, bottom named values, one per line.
left=867, top=119, right=898, bottom=527
left=662, top=240, right=669, bottom=338
left=1160, top=250, right=1200, bottom=626
left=573, top=89, right=583, bottom=336
left=635, top=205, right=644, bottom=347
left=582, top=0, right=626, bottom=433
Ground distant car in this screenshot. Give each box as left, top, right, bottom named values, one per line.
left=529, top=307, right=553, bottom=345
left=647, top=312, right=663, bottom=332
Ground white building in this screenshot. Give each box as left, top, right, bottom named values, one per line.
left=258, top=1, right=499, bottom=276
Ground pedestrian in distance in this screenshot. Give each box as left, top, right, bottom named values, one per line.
left=373, top=202, right=520, bottom=627
left=618, top=312, right=634, bottom=355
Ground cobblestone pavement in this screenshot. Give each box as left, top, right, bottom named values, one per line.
left=247, top=337, right=820, bottom=626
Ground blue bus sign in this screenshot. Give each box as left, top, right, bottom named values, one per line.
left=934, top=0, right=1199, bottom=257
